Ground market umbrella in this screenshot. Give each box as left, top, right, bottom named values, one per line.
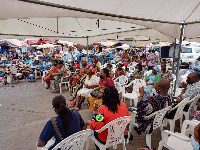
left=93, top=42, right=101, bottom=46
left=75, top=44, right=84, bottom=50
left=0, top=40, right=19, bottom=48
left=84, top=45, right=94, bottom=50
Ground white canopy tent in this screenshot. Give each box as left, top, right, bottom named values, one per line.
left=1, top=0, right=200, bottom=42
left=2, top=0, right=200, bottom=95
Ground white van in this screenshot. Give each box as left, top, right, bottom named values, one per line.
left=181, top=46, right=200, bottom=64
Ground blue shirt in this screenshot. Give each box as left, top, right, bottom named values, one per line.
left=39, top=110, right=85, bottom=149
left=43, top=61, right=52, bottom=69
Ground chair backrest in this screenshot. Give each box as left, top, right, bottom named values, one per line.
left=114, top=82, right=122, bottom=94
left=151, top=106, right=171, bottom=130
left=132, top=79, right=145, bottom=94
left=188, top=95, right=200, bottom=114
left=52, top=129, right=93, bottom=150
left=144, top=70, right=151, bottom=79
left=173, top=97, right=190, bottom=120
left=96, top=116, right=131, bottom=148
left=115, top=75, right=128, bottom=86
left=181, top=120, right=200, bottom=136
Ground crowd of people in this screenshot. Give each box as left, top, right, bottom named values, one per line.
left=2, top=47, right=199, bottom=149
left=35, top=47, right=200, bottom=150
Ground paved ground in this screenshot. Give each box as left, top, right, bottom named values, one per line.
left=0, top=79, right=180, bottom=150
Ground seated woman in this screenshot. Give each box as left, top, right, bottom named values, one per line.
left=37, top=95, right=86, bottom=150
left=70, top=61, right=88, bottom=100
left=43, top=60, right=59, bottom=89
left=86, top=86, right=131, bottom=150
left=50, top=60, right=68, bottom=93
left=114, top=63, right=126, bottom=79
left=88, top=68, right=114, bottom=113
left=142, top=66, right=161, bottom=101
left=106, top=64, right=114, bottom=79
left=129, top=63, right=144, bottom=80
left=70, top=68, right=99, bottom=110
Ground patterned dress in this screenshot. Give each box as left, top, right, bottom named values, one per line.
left=50, top=67, right=68, bottom=93
left=77, top=75, right=100, bottom=98
left=88, top=78, right=115, bottom=112
left=136, top=94, right=174, bottom=134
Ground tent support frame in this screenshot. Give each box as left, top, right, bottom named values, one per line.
left=173, top=25, right=184, bottom=96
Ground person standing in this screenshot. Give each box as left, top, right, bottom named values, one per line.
left=160, top=63, right=173, bottom=82
left=147, top=50, right=158, bottom=71
left=121, top=49, right=130, bottom=71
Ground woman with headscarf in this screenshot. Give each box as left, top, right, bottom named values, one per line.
left=69, top=61, right=88, bottom=100
left=50, top=60, right=68, bottom=93
left=70, top=67, right=99, bottom=110
left=142, top=66, right=161, bottom=100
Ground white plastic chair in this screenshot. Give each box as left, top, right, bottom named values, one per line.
left=144, top=70, right=152, bottom=79
left=158, top=120, right=200, bottom=150
left=91, top=116, right=132, bottom=150
left=53, top=129, right=93, bottom=150
left=164, top=97, right=190, bottom=132
left=37, top=129, right=93, bottom=150
left=127, top=106, right=171, bottom=149
left=114, top=82, right=122, bottom=94
left=114, top=75, right=128, bottom=86
left=122, top=79, right=145, bottom=106
left=42, top=70, right=48, bottom=85
left=183, top=95, right=200, bottom=120
left=59, top=71, right=71, bottom=93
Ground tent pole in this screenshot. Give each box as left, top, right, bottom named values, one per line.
left=172, top=38, right=176, bottom=74
left=173, top=24, right=184, bottom=96
left=87, top=36, right=89, bottom=62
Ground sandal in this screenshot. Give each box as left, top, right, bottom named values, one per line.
left=69, top=97, right=74, bottom=101
left=69, top=104, right=75, bottom=108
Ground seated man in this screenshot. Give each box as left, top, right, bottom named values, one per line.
left=43, top=58, right=52, bottom=70
left=136, top=79, right=174, bottom=134
left=160, top=63, right=173, bottom=82
left=179, top=72, right=200, bottom=100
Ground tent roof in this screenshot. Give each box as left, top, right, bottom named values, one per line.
left=0, top=39, right=19, bottom=47
left=1, top=0, right=200, bottom=44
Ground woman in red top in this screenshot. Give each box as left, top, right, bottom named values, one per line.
left=86, top=86, right=131, bottom=150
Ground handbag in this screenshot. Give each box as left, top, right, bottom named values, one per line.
left=91, top=91, right=101, bottom=98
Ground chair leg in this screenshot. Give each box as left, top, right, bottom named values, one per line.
left=180, top=116, right=183, bottom=129
left=169, top=120, right=175, bottom=132
left=127, top=123, right=132, bottom=144
left=185, top=113, right=189, bottom=120
left=130, top=99, right=132, bottom=106
left=60, top=83, right=62, bottom=93
left=123, top=138, right=126, bottom=150
left=146, top=134, right=151, bottom=149
left=158, top=140, right=164, bottom=150
left=160, top=125, right=163, bottom=137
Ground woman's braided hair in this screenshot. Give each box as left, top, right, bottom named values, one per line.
left=102, top=86, right=121, bottom=113
left=52, top=95, right=72, bottom=135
